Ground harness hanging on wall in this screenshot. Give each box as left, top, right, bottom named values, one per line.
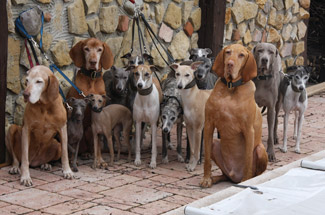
left=15, top=7, right=84, bottom=107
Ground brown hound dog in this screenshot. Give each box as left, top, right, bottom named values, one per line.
left=6, top=65, right=73, bottom=186
left=67, top=38, right=114, bottom=155
left=200, top=44, right=268, bottom=188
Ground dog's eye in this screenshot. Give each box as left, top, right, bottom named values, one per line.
left=97, top=48, right=103, bottom=52
left=225, top=50, right=231, bottom=54
left=295, top=75, right=300, bottom=79
left=258, top=50, right=263, bottom=53
left=135, top=72, right=140, bottom=76
left=205, top=65, right=209, bottom=68
left=162, top=115, right=167, bottom=120
left=124, top=76, right=128, bottom=79
left=36, top=80, right=43, bottom=84
left=115, top=75, right=119, bottom=79
left=239, top=53, right=245, bottom=58
left=176, top=73, right=180, bottom=76
left=304, top=76, right=308, bottom=80
left=98, top=100, right=102, bottom=103
left=84, top=47, right=90, bottom=52
left=269, top=51, right=274, bottom=55
left=144, top=73, right=149, bottom=77
left=170, top=116, right=176, bottom=121
left=185, top=74, right=190, bottom=77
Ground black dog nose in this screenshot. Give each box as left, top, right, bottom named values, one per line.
left=197, top=74, right=203, bottom=79
left=299, top=86, right=304, bottom=91
left=261, top=58, right=268, bottom=64
left=163, top=128, right=169, bottom=133
left=177, top=85, right=182, bottom=89
left=137, top=83, right=143, bottom=89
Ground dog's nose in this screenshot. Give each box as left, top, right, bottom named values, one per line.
left=299, top=86, right=304, bottom=91
left=23, top=91, right=30, bottom=102
left=137, top=83, right=143, bottom=89
left=89, top=60, right=97, bottom=66
left=227, top=60, right=234, bottom=68
left=177, top=85, right=183, bottom=89
left=261, top=58, right=268, bottom=64
left=197, top=74, right=203, bottom=79
left=163, top=127, right=169, bottom=133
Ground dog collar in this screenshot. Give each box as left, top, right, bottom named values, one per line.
left=80, top=67, right=102, bottom=79
left=138, top=84, right=153, bottom=96
left=255, top=74, right=273, bottom=80
left=221, top=78, right=244, bottom=89
left=184, top=79, right=196, bottom=89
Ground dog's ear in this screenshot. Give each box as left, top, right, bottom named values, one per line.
left=143, top=53, right=154, bottom=63
left=190, top=61, right=203, bottom=71
left=212, top=47, right=226, bottom=77
left=149, top=65, right=159, bottom=73
left=66, top=97, right=76, bottom=104
left=46, top=74, right=59, bottom=100
left=69, top=41, right=85, bottom=68
left=126, top=65, right=136, bottom=72
left=242, top=49, right=257, bottom=82
left=101, top=43, right=114, bottom=70
left=205, top=48, right=212, bottom=55
left=170, top=63, right=179, bottom=71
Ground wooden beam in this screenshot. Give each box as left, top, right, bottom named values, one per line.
left=198, top=0, right=226, bottom=57
left=0, top=1, right=8, bottom=164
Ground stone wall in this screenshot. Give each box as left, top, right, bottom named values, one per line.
left=5, top=0, right=201, bottom=130
left=224, top=0, right=310, bottom=70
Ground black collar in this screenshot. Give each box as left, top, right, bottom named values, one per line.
left=221, top=78, right=245, bottom=89
left=138, top=84, right=153, bottom=96
left=184, top=79, right=196, bottom=89
left=255, top=74, right=273, bottom=80
left=80, top=67, right=102, bottom=79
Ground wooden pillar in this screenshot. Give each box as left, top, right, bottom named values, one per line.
left=0, top=1, right=8, bottom=164
left=198, top=0, right=226, bottom=57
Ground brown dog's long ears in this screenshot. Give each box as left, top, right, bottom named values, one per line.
left=46, top=74, right=59, bottom=101
left=101, top=43, right=114, bottom=70
left=212, top=47, right=225, bottom=78
left=69, top=41, right=85, bottom=68
left=242, top=49, right=257, bottom=82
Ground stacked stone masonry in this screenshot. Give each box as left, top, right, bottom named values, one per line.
left=5, top=0, right=202, bottom=130
left=225, top=0, right=310, bottom=70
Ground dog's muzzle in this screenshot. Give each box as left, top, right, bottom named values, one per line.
left=92, top=107, right=103, bottom=113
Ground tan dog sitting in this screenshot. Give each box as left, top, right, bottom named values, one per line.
left=6, top=65, right=73, bottom=186
left=88, top=94, right=133, bottom=168
left=200, top=44, right=268, bottom=188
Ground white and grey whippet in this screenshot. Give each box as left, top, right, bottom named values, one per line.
left=280, top=66, right=310, bottom=154
left=132, top=64, right=162, bottom=168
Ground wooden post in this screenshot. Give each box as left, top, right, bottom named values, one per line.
left=0, top=1, right=8, bottom=164
left=198, top=0, right=226, bottom=57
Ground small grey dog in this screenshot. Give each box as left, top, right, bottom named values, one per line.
left=161, top=75, right=184, bottom=163
left=66, top=97, right=88, bottom=172
left=252, top=43, right=284, bottom=161
left=189, top=48, right=218, bottom=89
left=103, top=66, right=130, bottom=107
left=279, top=66, right=310, bottom=154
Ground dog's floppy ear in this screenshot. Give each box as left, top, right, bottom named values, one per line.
left=149, top=65, right=159, bottom=73
left=69, top=41, right=85, bottom=68
left=101, top=43, right=114, bottom=70
left=212, top=47, right=225, bottom=78
left=242, top=49, right=257, bottom=82
left=46, top=74, right=59, bottom=100
left=190, top=61, right=203, bottom=71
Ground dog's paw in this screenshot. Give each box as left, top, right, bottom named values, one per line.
left=71, top=165, right=79, bottom=172
left=9, top=166, right=20, bottom=175
left=167, top=143, right=175, bottom=150
left=267, top=151, right=276, bottom=162
left=162, top=156, right=169, bottom=164
left=186, top=163, right=196, bottom=172
left=100, top=162, right=109, bottom=170
left=293, top=135, right=297, bottom=140
left=200, top=177, right=212, bottom=188
left=40, top=163, right=52, bottom=171
left=134, top=159, right=141, bottom=166
left=279, top=146, right=287, bottom=153
left=20, top=176, right=33, bottom=187
left=295, top=147, right=301, bottom=154
left=177, top=155, right=185, bottom=163
left=63, top=170, right=74, bottom=180
left=149, top=161, right=157, bottom=169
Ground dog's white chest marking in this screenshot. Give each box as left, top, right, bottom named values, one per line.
left=284, top=86, right=308, bottom=112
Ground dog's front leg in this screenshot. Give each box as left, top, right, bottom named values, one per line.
left=149, top=123, right=157, bottom=169
left=134, top=121, right=142, bottom=166
left=280, top=113, right=289, bottom=153
left=242, top=126, right=255, bottom=181
left=61, top=124, right=74, bottom=179
left=294, top=112, right=304, bottom=154
left=176, top=122, right=184, bottom=162
left=20, top=125, right=32, bottom=186
left=266, top=108, right=276, bottom=161
left=200, top=120, right=214, bottom=188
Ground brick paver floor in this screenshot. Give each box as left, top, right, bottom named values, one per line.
left=0, top=91, right=324, bottom=215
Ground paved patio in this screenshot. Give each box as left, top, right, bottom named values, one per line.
left=0, top=90, right=324, bottom=215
